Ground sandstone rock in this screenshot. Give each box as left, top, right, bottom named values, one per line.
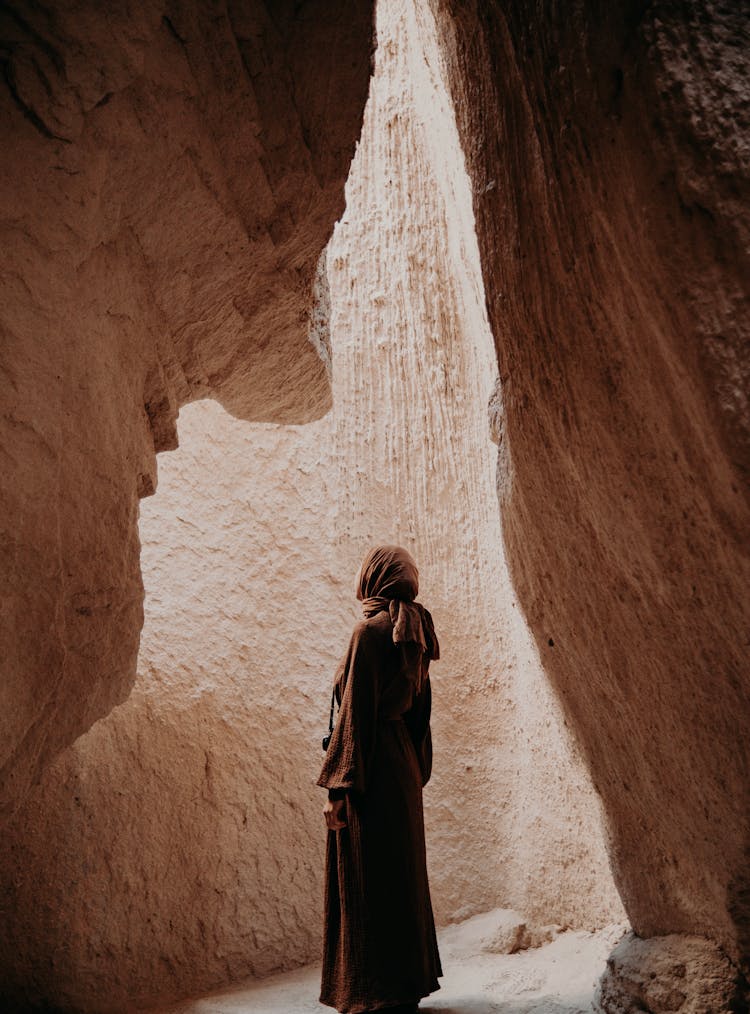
left=439, top=909, right=526, bottom=960
left=0, top=1, right=623, bottom=1007
left=0, top=0, right=374, bottom=818
left=432, top=0, right=750, bottom=970
left=7, top=0, right=748, bottom=1006
left=521, top=923, right=565, bottom=951
left=594, top=932, right=747, bottom=1014
left=480, top=910, right=529, bottom=954
left=442, top=908, right=563, bottom=959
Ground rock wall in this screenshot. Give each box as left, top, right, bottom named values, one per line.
left=0, top=0, right=623, bottom=1009
left=431, top=0, right=750, bottom=998
left=0, top=0, right=373, bottom=819
left=594, top=932, right=746, bottom=1014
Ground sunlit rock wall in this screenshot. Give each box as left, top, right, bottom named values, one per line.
left=430, top=0, right=750, bottom=1002
left=0, top=1, right=624, bottom=1009
left=321, top=0, right=622, bottom=934
left=0, top=0, right=373, bottom=818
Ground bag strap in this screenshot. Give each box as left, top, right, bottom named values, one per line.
left=327, top=688, right=337, bottom=736
left=322, top=687, right=339, bottom=752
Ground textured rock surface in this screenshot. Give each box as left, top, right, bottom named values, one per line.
left=0, top=0, right=373, bottom=817
left=594, top=932, right=745, bottom=1014
left=432, top=0, right=750, bottom=975
left=0, top=1, right=623, bottom=1009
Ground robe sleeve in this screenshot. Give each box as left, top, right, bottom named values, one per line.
left=404, top=672, right=433, bottom=787
left=317, top=623, right=380, bottom=796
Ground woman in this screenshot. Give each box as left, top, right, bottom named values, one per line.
left=317, top=545, right=442, bottom=1014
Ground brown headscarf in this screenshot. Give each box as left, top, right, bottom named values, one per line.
left=356, top=545, right=439, bottom=691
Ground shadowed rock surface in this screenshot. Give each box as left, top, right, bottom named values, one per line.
left=0, top=0, right=374, bottom=817
left=431, top=0, right=749, bottom=1002
left=0, top=4, right=623, bottom=1007
left=2, top=0, right=749, bottom=1010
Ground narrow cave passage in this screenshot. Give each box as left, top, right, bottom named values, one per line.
left=0, top=0, right=746, bottom=1007
left=0, top=0, right=624, bottom=1012
left=133, top=0, right=623, bottom=1009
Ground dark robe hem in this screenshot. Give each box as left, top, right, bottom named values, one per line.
left=317, top=613, right=441, bottom=1014
left=319, top=976, right=441, bottom=1013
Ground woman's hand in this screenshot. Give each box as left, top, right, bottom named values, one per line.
left=323, top=797, right=347, bottom=831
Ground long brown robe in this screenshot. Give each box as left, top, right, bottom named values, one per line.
left=317, top=609, right=442, bottom=1013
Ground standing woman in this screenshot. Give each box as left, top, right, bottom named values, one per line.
left=317, top=545, right=442, bottom=1014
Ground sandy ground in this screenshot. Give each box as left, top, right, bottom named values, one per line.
left=154, top=910, right=627, bottom=1014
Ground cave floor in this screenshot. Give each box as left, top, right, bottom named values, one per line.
left=154, top=911, right=627, bottom=1014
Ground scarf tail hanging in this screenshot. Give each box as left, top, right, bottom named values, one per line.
left=357, top=545, right=440, bottom=692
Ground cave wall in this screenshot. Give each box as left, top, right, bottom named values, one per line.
left=0, top=1, right=623, bottom=1008
left=0, top=0, right=374, bottom=818
left=431, top=0, right=750, bottom=989
left=8, top=0, right=747, bottom=1007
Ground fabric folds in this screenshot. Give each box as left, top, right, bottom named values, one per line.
left=317, top=545, right=442, bottom=1013
left=357, top=545, right=439, bottom=693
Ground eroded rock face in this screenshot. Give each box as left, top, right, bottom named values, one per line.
left=431, top=0, right=750, bottom=988
left=0, top=1, right=623, bottom=1008
left=594, top=932, right=744, bottom=1014
left=0, top=0, right=373, bottom=817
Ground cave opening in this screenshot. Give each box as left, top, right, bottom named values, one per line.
left=1, top=0, right=748, bottom=1007
left=0, top=0, right=628, bottom=1011
left=129, top=0, right=624, bottom=1008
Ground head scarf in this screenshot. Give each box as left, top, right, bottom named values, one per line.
left=356, top=545, right=439, bottom=691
